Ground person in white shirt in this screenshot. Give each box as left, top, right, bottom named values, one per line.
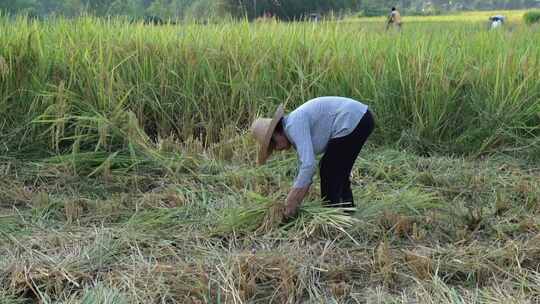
left=489, top=15, right=505, bottom=29
left=386, top=7, right=402, bottom=31
left=250, top=97, right=375, bottom=218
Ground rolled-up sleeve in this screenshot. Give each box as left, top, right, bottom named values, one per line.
left=286, top=117, right=316, bottom=188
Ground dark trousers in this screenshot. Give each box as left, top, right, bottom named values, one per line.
left=320, top=110, right=375, bottom=207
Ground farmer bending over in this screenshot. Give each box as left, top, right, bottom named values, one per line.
left=250, top=97, right=375, bottom=219
left=489, top=15, right=505, bottom=29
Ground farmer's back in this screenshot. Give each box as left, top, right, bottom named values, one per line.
left=283, top=96, right=368, bottom=155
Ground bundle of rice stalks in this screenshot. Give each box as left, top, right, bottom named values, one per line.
left=217, top=192, right=359, bottom=238
left=282, top=202, right=359, bottom=239
left=357, top=187, right=442, bottom=219
left=217, top=192, right=285, bottom=235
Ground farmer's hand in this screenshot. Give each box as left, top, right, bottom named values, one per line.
left=283, top=187, right=310, bottom=220
left=284, top=200, right=301, bottom=219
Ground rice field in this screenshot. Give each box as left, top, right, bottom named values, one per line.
left=351, top=10, right=528, bottom=23
left=0, top=11, right=539, bottom=304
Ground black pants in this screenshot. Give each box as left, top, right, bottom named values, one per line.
left=320, top=110, right=375, bottom=207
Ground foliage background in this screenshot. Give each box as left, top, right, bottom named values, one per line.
left=2, top=0, right=540, bottom=20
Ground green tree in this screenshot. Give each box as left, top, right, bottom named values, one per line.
left=109, top=0, right=145, bottom=16
left=0, top=0, right=39, bottom=14
left=185, top=0, right=225, bottom=20
left=62, top=0, right=86, bottom=16
left=1, top=0, right=540, bottom=19
left=222, top=0, right=361, bottom=20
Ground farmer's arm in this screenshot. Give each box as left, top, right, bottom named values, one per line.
left=284, top=117, right=316, bottom=218
left=386, top=12, right=394, bottom=29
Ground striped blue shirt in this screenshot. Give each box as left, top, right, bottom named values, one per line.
left=282, top=97, right=368, bottom=188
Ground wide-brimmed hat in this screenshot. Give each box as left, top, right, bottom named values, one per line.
left=250, top=104, right=285, bottom=165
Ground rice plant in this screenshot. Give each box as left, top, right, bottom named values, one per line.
left=1, top=15, right=539, bottom=164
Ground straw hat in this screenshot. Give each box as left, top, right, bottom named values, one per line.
left=250, top=104, right=285, bottom=165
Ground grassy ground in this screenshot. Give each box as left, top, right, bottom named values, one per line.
left=1, top=140, right=539, bottom=303
left=0, top=11, right=539, bottom=304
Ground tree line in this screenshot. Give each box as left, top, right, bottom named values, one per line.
left=1, top=0, right=539, bottom=20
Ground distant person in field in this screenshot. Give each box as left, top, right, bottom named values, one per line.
left=250, top=97, right=375, bottom=219
left=386, top=7, right=402, bottom=31
left=489, top=15, right=506, bottom=29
